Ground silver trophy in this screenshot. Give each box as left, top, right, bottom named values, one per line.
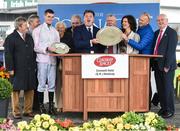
left=96, top=26, right=123, bottom=46
left=51, top=42, right=70, bottom=54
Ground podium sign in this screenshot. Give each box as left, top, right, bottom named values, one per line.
left=81, top=54, right=129, bottom=78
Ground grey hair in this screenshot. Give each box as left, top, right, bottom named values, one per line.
left=55, top=21, right=67, bottom=29
left=106, top=14, right=116, bottom=18
left=14, top=16, right=27, bottom=30
left=71, top=15, right=82, bottom=23
left=28, top=14, right=39, bottom=24
left=158, top=14, right=168, bottom=20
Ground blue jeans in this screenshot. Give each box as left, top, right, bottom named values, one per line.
left=37, top=63, right=56, bottom=92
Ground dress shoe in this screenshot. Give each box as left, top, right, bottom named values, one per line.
left=13, top=114, right=22, bottom=119
left=161, top=112, right=174, bottom=118
left=158, top=109, right=164, bottom=116
left=151, top=93, right=159, bottom=106
left=23, top=112, right=34, bottom=117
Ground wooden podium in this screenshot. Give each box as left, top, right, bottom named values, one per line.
left=51, top=54, right=159, bottom=120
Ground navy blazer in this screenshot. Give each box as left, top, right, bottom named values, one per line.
left=152, top=26, right=178, bottom=71
left=73, top=24, right=105, bottom=53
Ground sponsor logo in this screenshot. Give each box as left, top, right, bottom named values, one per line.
left=94, top=56, right=116, bottom=67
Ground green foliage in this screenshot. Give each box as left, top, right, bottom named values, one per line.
left=0, top=78, right=13, bottom=99
left=121, top=112, right=144, bottom=125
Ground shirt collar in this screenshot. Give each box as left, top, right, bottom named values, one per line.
left=43, top=22, right=52, bottom=29
left=17, top=30, right=24, bottom=38
left=160, top=26, right=167, bottom=33
left=86, top=25, right=93, bottom=31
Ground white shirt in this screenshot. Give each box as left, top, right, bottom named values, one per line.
left=154, top=26, right=168, bottom=54
left=86, top=26, right=93, bottom=35
left=86, top=26, right=94, bottom=47
left=17, top=30, right=25, bottom=40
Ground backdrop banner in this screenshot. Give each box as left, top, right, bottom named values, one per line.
left=38, top=2, right=159, bottom=30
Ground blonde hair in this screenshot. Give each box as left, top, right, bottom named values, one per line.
left=142, top=12, right=151, bottom=22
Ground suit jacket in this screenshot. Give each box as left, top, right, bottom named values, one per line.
left=73, top=24, right=105, bottom=53
left=152, top=26, right=178, bottom=71
left=64, top=27, right=75, bottom=53
left=4, top=30, right=37, bottom=90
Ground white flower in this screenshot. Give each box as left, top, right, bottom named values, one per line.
left=41, top=114, right=50, bottom=120
left=49, top=118, right=55, bottom=125
left=42, top=121, right=49, bottom=129
left=34, top=114, right=41, bottom=121
left=83, top=122, right=91, bottom=129
left=93, top=120, right=101, bottom=127
left=117, top=123, right=124, bottom=130
left=17, top=121, right=28, bottom=130
left=31, top=127, right=37, bottom=131
left=134, top=124, right=139, bottom=130
left=35, top=121, right=42, bottom=127
left=69, top=127, right=80, bottom=131
left=49, top=125, right=58, bottom=131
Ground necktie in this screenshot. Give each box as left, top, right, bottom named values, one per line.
left=88, top=27, right=93, bottom=39
left=108, top=46, right=113, bottom=54
left=154, top=30, right=163, bottom=55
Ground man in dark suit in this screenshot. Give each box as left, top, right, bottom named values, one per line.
left=73, top=10, right=105, bottom=53
left=4, top=17, right=37, bottom=119
left=152, top=14, right=178, bottom=118
left=66, top=15, right=82, bottom=53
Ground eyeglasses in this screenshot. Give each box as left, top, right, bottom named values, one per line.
left=72, top=22, right=80, bottom=24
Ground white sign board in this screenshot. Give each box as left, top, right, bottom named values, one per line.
left=81, top=54, right=129, bottom=79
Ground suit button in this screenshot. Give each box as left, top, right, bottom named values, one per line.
left=26, top=45, right=28, bottom=47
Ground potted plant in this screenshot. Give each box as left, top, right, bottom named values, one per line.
left=0, top=66, right=13, bottom=118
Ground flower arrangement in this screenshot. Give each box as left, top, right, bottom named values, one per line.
left=55, top=118, right=74, bottom=130
left=17, top=114, right=74, bottom=131
left=0, top=66, right=13, bottom=99
left=0, top=66, right=10, bottom=79
left=0, top=118, right=16, bottom=130
left=69, top=112, right=175, bottom=131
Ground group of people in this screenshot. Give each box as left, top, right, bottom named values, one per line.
left=3, top=8, right=178, bottom=119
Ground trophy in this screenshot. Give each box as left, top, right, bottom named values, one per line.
left=96, top=26, right=123, bottom=46
left=50, top=42, right=70, bottom=54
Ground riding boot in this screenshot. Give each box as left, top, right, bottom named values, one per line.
left=38, top=92, right=47, bottom=114
left=48, top=92, right=57, bottom=115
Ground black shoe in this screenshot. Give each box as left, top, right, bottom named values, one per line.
left=158, top=109, right=164, bottom=116
left=23, top=112, right=34, bottom=117
left=151, top=93, right=159, bottom=106
left=39, top=104, right=47, bottom=114
left=161, top=111, right=174, bottom=118
left=13, top=114, right=22, bottom=119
